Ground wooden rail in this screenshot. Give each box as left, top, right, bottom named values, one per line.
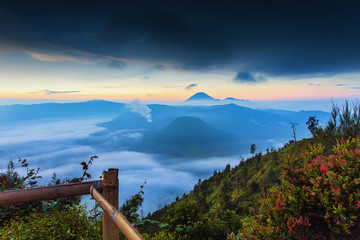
left=0, top=180, right=103, bottom=205
left=0, top=168, right=144, bottom=240
left=91, top=186, right=144, bottom=240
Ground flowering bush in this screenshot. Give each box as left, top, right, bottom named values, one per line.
left=232, top=137, right=360, bottom=239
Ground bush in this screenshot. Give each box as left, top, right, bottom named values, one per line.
left=233, top=137, right=360, bottom=239
left=0, top=206, right=102, bottom=239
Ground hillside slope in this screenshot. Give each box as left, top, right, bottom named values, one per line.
left=144, top=138, right=314, bottom=237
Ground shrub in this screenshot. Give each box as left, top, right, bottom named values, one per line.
left=0, top=206, right=102, bottom=239
left=233, top=137, right=360, bottom=239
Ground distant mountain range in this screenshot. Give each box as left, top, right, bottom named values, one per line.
left=185, top=92, right=249, bottom=102
left=0, top=100, right=124, bottom=123
left=94, top=102, right=329, bottom=157
left=0, top=97, right=331, bottom=158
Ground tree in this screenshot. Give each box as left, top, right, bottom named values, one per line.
left=250, top=144, right=257, bottom=155
left=306, top=116, right=319, bottom=136
left=289, top=122, right=299, bottom=143
left=224, top=164, right=231, bottom=173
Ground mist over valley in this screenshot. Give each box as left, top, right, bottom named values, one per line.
left=0, top=94, right=331, bottom=213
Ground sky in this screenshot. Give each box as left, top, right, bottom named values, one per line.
left=1, top=0, right=360, bottom=104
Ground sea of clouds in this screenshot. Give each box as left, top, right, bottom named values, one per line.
left=0, top=117, right=250, bottom=214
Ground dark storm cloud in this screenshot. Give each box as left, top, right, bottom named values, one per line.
left=185, top=83, right=198, bottom=90
left=1, top=0, right=360, bottom=75
left=234, top=72, right=266, bottom=83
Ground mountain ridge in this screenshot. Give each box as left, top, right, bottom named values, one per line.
left=185, top=92, right=218, bottom=101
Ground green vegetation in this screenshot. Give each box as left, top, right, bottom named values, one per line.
left=232, top=137, right=360, bottom=239
left=144, top=140, right=312, bottom=239
left=0, top=156, right=146, bottom=240
left=1, top=206, right=102, bottom=239
left=1, top=101, right=360, bottom=239
left=143, top=101, right=360, bottom=239
left=312, top=100, right=360, bottom=154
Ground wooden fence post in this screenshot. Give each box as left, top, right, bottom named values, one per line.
left=103, top=168, right=119, bottom=240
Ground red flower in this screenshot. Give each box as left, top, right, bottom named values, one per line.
left=275, top=200, right=282, bottom=211
left=320, top=164, right=328, bottom=173
left=334, top=188, right=341, bottom=195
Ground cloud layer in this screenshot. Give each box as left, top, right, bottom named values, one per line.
left=0, top=117, right=240, bottom=213
left=1, top=1, right=360, bottom=75
left=234, top=72, right=266, bottom=83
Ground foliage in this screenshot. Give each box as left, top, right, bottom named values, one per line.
left=233, top=137, right=360, bottom=239
left=156, top=200, right=242, bottom=240
left=68, top=155, right=98, bottom=183
left=0, top=159, right=45, bottom=225
left=306, top=116, right=319, bottom=136
left=120, top=180, right=146, bottom=223
left=0, top=156, right=98, bottom=229
left=250, top=144, right=257, bottom=155
left=142, top=231, right=178, bottom=240
left=0, top=155, right=152, bottom=239
left=315, top=100, right=360, bottom=153
left=19, top=158, right=42, bottom=188
left=0, top=206, right=102, bottom=240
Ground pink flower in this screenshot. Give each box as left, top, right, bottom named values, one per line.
left=354, top=178, right=359, bottom=184
left=320, top=164, right=328, bottom=173
left=334, top=188, right=341, bottom=195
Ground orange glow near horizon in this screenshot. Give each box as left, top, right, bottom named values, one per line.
left=0, top=67, right=359, bottom=103
left=1, top=86, right=355, bottom=103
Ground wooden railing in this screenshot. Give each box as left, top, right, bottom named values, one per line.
left=0, top=168, right=144, bottom=240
